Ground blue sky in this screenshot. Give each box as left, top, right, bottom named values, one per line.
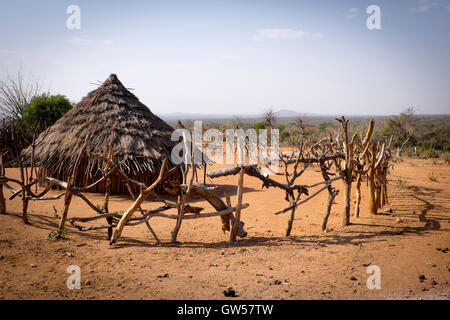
left=0, top=0, right=449, bottom=115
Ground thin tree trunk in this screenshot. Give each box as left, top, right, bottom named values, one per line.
left=285, top=193, right=296, bottom=236
left=203, top=163, right=207, bottom=185
left=18, top=158, right=28, bottom=224
left=342, top=141, right=353, bottom=226
left=171, top=160, right=195, bottom=243
left=103, top=149, right=113, bottom=240
left=322, top=189, right=338, bottom=231
left=354, top=174, right=362, bottom=217
left=375, top=184, right=381, bottom=209
left=368, top=168, right=377, bottom=214
left=230, top=167, right=245, bottom=242
left=58, top=168, right=76, bottom=231
left=337, top=117, right=353, bottom=227
left=0, top=154, right=5, bottom=214
left=58, top=191, right=73, bottom=231
left=104, top=174, right=112, bottom=239
left=22, top=193, right=29, bottom=224
left=382, top=171, right=388, bottom=205
left=0, top=183, right=5, bottom=214
left=342, top=169, right=352, bottom=226
left=171, top=192, right=185, bottom=243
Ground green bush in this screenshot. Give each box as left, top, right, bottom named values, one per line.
left=255, top=122, right=266, bottom=132
left=21, top=94, right=72, bottom=132
left=319, top=122, right=332, bottom=131
left=421, top=146, right=439, bottom=159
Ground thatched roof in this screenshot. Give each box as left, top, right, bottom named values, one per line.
left=175, top=120, right=186, bottom=129
left=25, top=74, right=178, bottom=177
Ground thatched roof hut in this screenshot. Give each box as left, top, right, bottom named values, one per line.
left=25, top=74, right=181, bottom=193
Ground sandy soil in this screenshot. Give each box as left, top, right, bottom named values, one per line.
left=0, top=157, right=449, bottom=300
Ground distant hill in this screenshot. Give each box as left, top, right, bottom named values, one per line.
left=274, top=109, right=304, bottom=118
left=157, top=109, right=312, bottom=121
left=157, top=112, right=236, bottom=121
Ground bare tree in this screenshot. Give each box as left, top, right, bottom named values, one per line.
left=295, top=117, right=305, bottom=138
left=232, top=116, right=244, bottom=129
left=385, top=106, right=417, bottom=157
left=263, top=108, right=277, bottom=129
left=0, top=70, right=42, bottom=120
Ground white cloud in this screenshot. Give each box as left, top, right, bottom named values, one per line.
left=215, top=54, right=240, bottom=60
left=345, top=8, right=358, bottom=19
left=66, top=38, right=113, bottom=46
left=311, top=32, right=326, bottom=39
left=253, top=29, right=325, bottom=41
left=410, top=1, right=445, bottom=13
left=0, top=48, right=40, bottom=56
left=410, top=5, right=430, bottom=13
left=254, top=28, right=307, bottom=41
left=0, top=48, right=19, bottom=55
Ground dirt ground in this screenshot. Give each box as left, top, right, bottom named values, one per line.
left=0, top=157, right=449, bottom=300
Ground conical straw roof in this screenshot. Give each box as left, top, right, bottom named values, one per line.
left=26, top=74, right=178, bottom=190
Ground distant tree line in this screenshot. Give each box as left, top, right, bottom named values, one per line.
left=185, top=107, right=450, bottom=161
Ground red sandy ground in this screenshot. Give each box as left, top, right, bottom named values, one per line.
left=0, top=158, right=449, bottom=300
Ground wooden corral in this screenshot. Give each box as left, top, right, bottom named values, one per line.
left=0, top=116, right=393, bottom=246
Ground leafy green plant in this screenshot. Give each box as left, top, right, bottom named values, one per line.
left=422, top=146, right=439, bottom=159
left=396, top=178, right=407, bottom=189
left=255, top=122, right=265, bottom=132
left=48, top=229, right=66, bottom=239
left=21, top=94, right=72, bottom=133
left=319, top=122, right=332, bottom=131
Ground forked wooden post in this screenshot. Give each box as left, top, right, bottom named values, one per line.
left=342, top=141, right=353, bottom=226
left=285, top=193, right=296, bottom=236
left=110, top=158, right=168, bottom=245
left=380, top=169, right=388, bottom=206
left=354, top=173, right=362, bottom=217
left=58, top=144, right=84, bottom=231
left=0, top=181, right=5, bottom=215
left=354, top=118, right=374, bottom=217
left=58, top=182, right=73, bottom=231
left=203, top=162, right=207, bottom=185
left=322, top=189, right=338, bottom=232
left=58, top=167, right=77, bottom=231
left=368, top=145, right=377, bottom=215
left=229, top=167, right=245, bottom=242
left=336, top=116, right=353, bottom=226
left=103, top=148, right=113, bottom=239
left=0, top=153, right=6, bottom=214
left=171, top=150, right=195, bottom=243
left=18, top=157, right=28, bottom=224
left=124, top=180, right=161, bottom=244
left=319, top=158, right=339, bottom=231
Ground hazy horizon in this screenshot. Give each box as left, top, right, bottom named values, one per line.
left=1, top=1, right=449, bottom=116
left=156, top=109, right=450, bottom=119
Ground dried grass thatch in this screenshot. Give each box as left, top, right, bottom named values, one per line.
left=24, top=74, right=182, bottom=193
